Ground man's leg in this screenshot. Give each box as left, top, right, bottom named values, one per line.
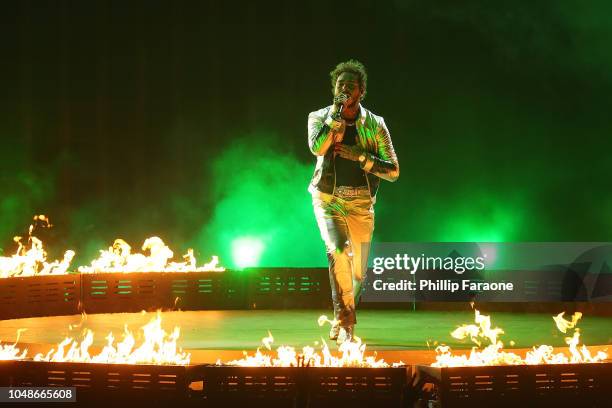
left=312, top=195, right=356, bottom=331
left=346, top=196, right=375, bottom=306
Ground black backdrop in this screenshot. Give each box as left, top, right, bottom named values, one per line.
left=2, top=1, right=612, bottom=268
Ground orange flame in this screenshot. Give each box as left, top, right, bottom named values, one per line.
left=223, top=316, right=397, bottom=368
left=432, top=310, right=608, bottom=367
left=0, top=329, right=28, bottom=360
left=32, top=312, right=190, bottom=365
left=0, top=216, right=75, bottom=278
left=78, top=237, right=224, bottom=273
left=553, top=311, right=582, bottom=333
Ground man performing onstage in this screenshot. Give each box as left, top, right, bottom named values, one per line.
left=307, top=60, right=399, bottom=344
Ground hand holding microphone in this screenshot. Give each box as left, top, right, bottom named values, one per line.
left=331, top=93, right=349, bottom=119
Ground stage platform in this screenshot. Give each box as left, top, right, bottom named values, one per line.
left=1, top=310, right=610, bottom=365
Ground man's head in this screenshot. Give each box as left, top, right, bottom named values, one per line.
left=330, top=59, right=367, bottom=106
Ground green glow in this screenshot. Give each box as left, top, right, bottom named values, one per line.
left=436, top=192, right=524, bottom=243
left=428, top=189, right=527, bottom=242
left=6, top=2, right=612, bottom=264
left=231, top=237, right=265, bottom=269
left=0, top=149, right=56, bottom=249
left=195, top=133, right=326, bottom=268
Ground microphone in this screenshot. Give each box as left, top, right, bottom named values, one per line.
left=334, top=93, right=348, bottom=119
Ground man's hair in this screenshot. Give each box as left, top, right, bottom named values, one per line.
left=329, top=59, right=367, bottom=99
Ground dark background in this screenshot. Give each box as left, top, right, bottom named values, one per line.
left=2, top=0, right=612, bottom=268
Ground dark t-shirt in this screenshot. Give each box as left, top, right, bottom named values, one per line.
left=335, top=124, right=368, bottom=187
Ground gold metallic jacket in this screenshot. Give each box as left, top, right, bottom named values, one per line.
left=307, top=104, right=399, bottom=197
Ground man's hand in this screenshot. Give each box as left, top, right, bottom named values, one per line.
left=334, top=143, right=363, bottom=161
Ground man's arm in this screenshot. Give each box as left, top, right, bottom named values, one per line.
left=308, top=108, right=345, bottom=156
left=359, top=118, right=399, bottom=182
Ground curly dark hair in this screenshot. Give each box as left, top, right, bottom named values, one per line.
left=329, top=59, right=367, bottom=100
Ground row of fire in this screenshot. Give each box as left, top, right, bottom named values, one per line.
left=0, top=215, right=224, bottom=278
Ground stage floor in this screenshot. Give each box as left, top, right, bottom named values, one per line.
left=1, top=309, right=610, bottom=354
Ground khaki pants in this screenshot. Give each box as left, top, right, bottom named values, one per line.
left=312, top=189, right=375, bottom=327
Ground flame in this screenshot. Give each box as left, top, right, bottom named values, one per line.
left=432, top=309, right=608, bottom=367
left=225, top=333, right=390, bottom=368
left=317, top=314, right=339, bottom=328
left=78, top=237, right=224, bottom=273
left=223, top=316, right=393, bottom=368
left=0, top=342, right=28, bottom=360
left=450, top=309, right=504, bottom=347
left=0, top=329, right=28, bottom=360
left=553, top=311, right=582, bottom=333
left=0, top=216, right=75, bottom=278
left=262, top=331, right=274, bottom=350
left=33, top=312, right=190, bottom=365
left=68, top=312, right=88, bottom=331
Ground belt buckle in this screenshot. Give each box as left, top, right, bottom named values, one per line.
left=336, top=186, right=366, bottom=197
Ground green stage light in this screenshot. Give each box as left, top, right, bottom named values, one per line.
left=231, top=237, right=265, bottom=269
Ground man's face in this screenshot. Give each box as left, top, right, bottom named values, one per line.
left=334, top=72, right=363, bottom=107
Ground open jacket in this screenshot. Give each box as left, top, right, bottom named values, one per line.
left=307, top=104, right=399, bottom=198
